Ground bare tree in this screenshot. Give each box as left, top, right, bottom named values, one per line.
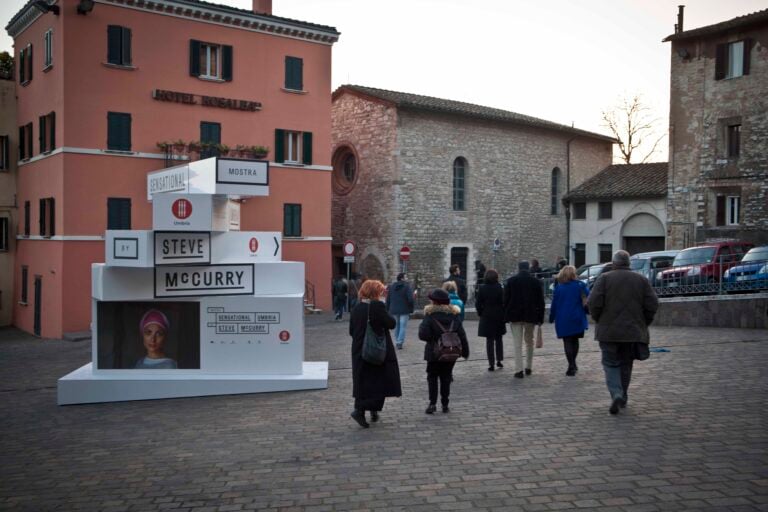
left=601, top=94, right=665, bottom=164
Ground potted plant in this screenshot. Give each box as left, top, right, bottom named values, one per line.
left=250, top=145, right=269, bottom=159
left=172, top=139, right=186, bottom=151
left=187, top=140, right=202, bottom=153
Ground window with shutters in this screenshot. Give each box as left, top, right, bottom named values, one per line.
left=572, top=202, right=586, bottom=220
left=39, top=112, right=55, bottom=154
left=107, top=25, right=132, bottom=67
left=19, top=44, right=32, bottom=84
left=715, top=40, right=751, bottom=80
left=24, top=201, right=30, bottom=237
left=274, top=129, right=312, bottom=165
left=598, top=201, right=613, bottom=220
left=726, top=196, right=740, bottom=226
left=39, top=197, right=55, bottom=237
left=107, top=112, right=131, bottom=151
left=200, top=122, right=221, bottom=159
left=0, top=135, right=8, bottom=170
left=107, top=198, right=131, bottom=230
left=43, top=29, right=53, bottom=69
left=21, top=266, right=28, bottom=304
left=551, top=167, right=561, bottom=215
left=598, top=244, right=613, bottom=264
left=284, top=56, right=303, bottom=91
left=19, top=123, right=33, bottom=160
left=283, top=204, right=302, bottom=237
left=727, top=124, right=740, bottom=158
left=0, top=217, right=8, bottom=251
left=190, top=40, right=232, bottom=81
left=453, top=157, right=467, bottom=211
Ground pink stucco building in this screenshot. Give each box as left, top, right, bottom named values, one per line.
left=6, top=0, right=339, bottom=337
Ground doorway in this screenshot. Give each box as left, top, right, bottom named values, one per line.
left=450, top=247, right=469, bottom=281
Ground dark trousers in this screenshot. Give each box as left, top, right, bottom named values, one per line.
left=333, top=296, right=346, bottom=318
left=355, top=397, right=385, bottom=412
left=486, top=335, right=504, bottom=366
left=426, top=361, right=455, bottom=406
left=563, top=336, right=581, bottom=369
left=599, top=341, right=636, bottom=402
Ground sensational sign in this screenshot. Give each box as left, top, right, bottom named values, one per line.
left=152, top=89, right=262, bottom=112
left=147, top=166, right=189, bottom=199
left=155, top=264, right=255, bottom=298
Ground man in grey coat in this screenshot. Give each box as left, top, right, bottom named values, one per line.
left=386, top=273, right=415, bottom=349
left=587, top=250, right=659, bottom=414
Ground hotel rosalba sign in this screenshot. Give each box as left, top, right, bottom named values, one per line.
left=152, top=89, right=262, bottom=112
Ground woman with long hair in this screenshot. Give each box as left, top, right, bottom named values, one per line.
left=349, top=279, right=402, bottom=428
left=549, top=265, right=589, bottom=376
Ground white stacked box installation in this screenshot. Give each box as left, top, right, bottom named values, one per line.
left=58, top=158, right=328, bottom=405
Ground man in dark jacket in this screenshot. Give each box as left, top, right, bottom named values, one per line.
left=588, top=250, right=658, bottom=414
left=503, top=261, right=545, bottom=378
left=443, top=264, right=468, bottom=304
left=332, top=275, right=348, bottom=321
left=386, top=273, right=415, bottom=349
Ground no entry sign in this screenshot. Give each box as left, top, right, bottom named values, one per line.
left=399, top=246, right=411, bottom=260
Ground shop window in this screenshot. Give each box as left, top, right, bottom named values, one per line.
left=716, top=39, right=751, bottom=80
left=43, top=29, right=53, bottom=69
left=107, top=112, right=131, bottom=151
left=283, top=204, right=301, bottom=237
left=551, top=167, right=561, bottom=215
left=599, top=244, right=612, bottom=263
left=598, top=201, right=613, bottom=220
left=107, top=198, right=131, bottom=230
left=453, top=157, right=467, bottom=211
left=275, top=129, right=312, bottom=165
left=107, top=25, right=132, bottom=67
left=38, top=112, right=55, bottom=153
left=572, top=202, right=586, bottom=220
left=285, top=56, right=303, bottom=90
left=189, top=40, right=232, bottom=81
left=39, top=197, right=55, bottom=237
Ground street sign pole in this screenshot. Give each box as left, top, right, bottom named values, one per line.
left=342, top=241, right=356, bottom=313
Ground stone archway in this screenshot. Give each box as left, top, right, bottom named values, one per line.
left=621, top=213, right=665, bottom=254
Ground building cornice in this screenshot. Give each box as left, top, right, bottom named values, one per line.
left=7, top=0, right=340, bottom=44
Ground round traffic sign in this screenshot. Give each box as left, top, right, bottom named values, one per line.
left=399, top=246, right=411, bottom=260
left=343, top=240, right=356, bottom=256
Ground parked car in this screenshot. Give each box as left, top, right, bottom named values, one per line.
left=656, top=241, right=754, bottom=291
left=630, top=250, right=679, bottom=284
left=723, top=246, right=768, bottom=292
left=575, top=263, right=599, bottom=277
left=580, top=262, right=611, bottom=289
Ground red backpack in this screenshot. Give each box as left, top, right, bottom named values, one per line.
left=431, top=318, right=463, bottom=362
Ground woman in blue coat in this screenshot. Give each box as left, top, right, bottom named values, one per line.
left=549, top=265, right=589, bottom=376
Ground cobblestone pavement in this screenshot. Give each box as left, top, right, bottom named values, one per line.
left=1, top=317, right=767, bottom=512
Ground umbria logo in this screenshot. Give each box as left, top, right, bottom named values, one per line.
left=172, top=198, right=193, bottom=220
left=249, top=237, right=259, bottom=253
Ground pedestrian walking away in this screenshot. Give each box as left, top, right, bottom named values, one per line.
left=503, top=261, right=545, bottom=378
left=385, top=273, right=415, bottom=349
left=475, top=269, right=506, bottom=371
left=349, top=280, right=402, bottom=428
left=418, top=288, right=469, bottom=414
left=442, top=281, right=465, bottom=322
left=587, top=250, right=658, bottom=415
left=332, top=274, right=348, bottom=321
left=549, top=265, right=589, bottom=376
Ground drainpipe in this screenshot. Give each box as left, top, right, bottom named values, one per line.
left=565, top=136, right=577, bottom=262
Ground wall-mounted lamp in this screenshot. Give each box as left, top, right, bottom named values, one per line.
left=32, top=0, right=60, bottom=15
left=677, top=48, right=690, bottom=60
left=77, top=0, right=95, bottom=15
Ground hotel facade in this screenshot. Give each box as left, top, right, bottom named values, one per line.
left=6, top=0, right=339, bottom=337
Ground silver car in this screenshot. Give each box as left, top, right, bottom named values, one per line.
left=630, top=250, right=679, bottom=283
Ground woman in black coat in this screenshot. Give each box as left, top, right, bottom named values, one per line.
left=476, top=269, right=507, bottom=371
left=349, top=279, right=402, bottom=428
left=418, top=288, right=469, bottom=414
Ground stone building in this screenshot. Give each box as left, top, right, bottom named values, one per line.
left=664, top=7, right=768, bottom=248
left=331, top=85, right=614, bottom=296
left=0, top=70, right=16, bottom=326
left=563, top=163, right=668, bottom=267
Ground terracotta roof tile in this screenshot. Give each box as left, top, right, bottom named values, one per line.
left=563, top=163, right=668, bottom=202
left=663, top=8, right=768, bottom=42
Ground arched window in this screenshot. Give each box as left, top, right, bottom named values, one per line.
left=332, top=144, right=359, bottom=195
left=551, top=167, right=561, bottom=215
left=453, top=157, right=467, bottom=211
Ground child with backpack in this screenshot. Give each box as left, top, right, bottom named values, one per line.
left=418, top=288, right=470, bottom=414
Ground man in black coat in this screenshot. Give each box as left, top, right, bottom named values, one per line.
left=503, top=261, right=545, bottom=378
left=443, top=264, right=468, bottom=304
left=588, top=250, right=658, bottom=414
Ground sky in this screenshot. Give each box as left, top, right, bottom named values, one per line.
left=2, top=0, right=766, bottom=162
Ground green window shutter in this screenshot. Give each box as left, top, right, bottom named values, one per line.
left=274, top=129, right=285, bottom=163
left=19, top=125, right=25, bottom=160
left=49, top=112, right=55, bottom=150
left=743, top=38, right=751, bottom=76
left=285, top=56, right=302, bottom=90
left=39, top=115, right=46, bottom=153
left=39, top=198, right=46, bottom=236
left=26, top=124, right=32, bottom=158
left=108, top=113, right=131, bottom=151
left=49, top=198, right=55, bottom=236
left=283, top=204, right=290, bottom=236
left=302, top=131, right=312, bottom=165
left=715, top=43, right=726, bottom=80
left=189, top=40, right=201, bottom=76
left=296, top=58, right=303, bottom=90
left=222, top=45, right=233, bottom=81
left=18, top=48, right=25, bottom=83
left=107, top=25, right=121, bottom=64
left=27, top=44, right=32, bottom=82
left=122, top=27, right=132, bottom=66
left=107, top=198, right=132, bottom=230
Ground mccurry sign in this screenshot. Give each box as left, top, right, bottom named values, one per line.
left=152, top=89, right=262, bottom=112
left=155, top=264, right=255, bottom=298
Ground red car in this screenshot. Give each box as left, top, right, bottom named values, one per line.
left=656, top=241, right=754, bottom=289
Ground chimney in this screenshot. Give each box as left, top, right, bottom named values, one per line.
left=253, top=0, right=272, bottom=15
left=676, top=5, right=685, bottom=34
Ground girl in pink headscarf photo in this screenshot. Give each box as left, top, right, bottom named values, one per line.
left=134, top=309, right=178, bottom=369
